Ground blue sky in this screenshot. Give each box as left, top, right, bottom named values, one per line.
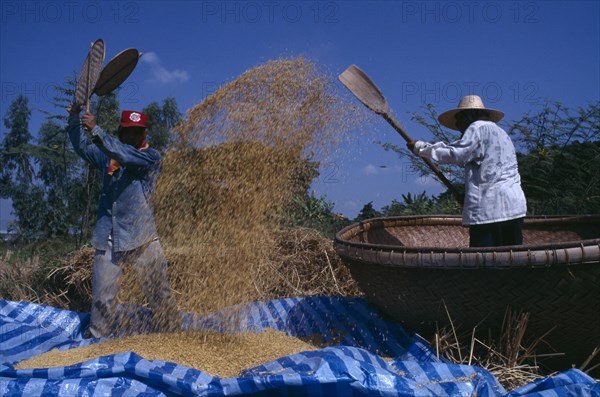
left=1, top=0, right=599, bottom=229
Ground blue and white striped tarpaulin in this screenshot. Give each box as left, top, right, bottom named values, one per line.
left=1, top=297, right=598, bottom=396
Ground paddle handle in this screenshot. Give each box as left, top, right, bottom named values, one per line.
left=382, top=113, right=463, bottom=205
left=85, top=41, right=95, bottom=114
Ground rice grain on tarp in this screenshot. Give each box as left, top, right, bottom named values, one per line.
left=15, top=329, right=318, bottom=378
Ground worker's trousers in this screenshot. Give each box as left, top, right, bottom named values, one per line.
left=89, top=238, right=180, bottom=338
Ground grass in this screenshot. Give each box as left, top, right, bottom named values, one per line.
left=0, top=238, right=93, bottom=311
left=430, top=303, right=600, bottom=390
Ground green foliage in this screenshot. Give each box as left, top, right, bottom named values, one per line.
left=1, top=95, right=34, bottom=194
left=508, top=101, right=599, bottom=153
left=280, top=158, right=353, bottom=237
left=143, top=97, right=183, bottom=153
left=0, top=236, right=84, bottom=310
left=8, top=183, right=46, bottom=240
left=1, top=95, right=38, bottom=239
left=37, top=120, right=81, bottom=237
left=1, top=236, right=79, bottom=265
left=348, top=192, right=461, bottom=224
left=94, top=92, right=121, bottom=134
left=354, top=201, right=382, bottom=221
left=380, top=192, right=461, bottom=217
left=284, top=191, right=351, bottom=238
left=509, top=101, right=600, bottom=215
left=0, top=82, right=124, bottom=241
left=376, top=103, right=464, bottom=187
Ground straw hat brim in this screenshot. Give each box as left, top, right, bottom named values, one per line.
left=438, top=107, right=504, bottom=131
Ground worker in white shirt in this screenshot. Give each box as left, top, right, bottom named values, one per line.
left=407, top=95, right=527, bottom=247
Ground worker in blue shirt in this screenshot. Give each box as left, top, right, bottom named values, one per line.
left=67, top=104, right=180, bottom=337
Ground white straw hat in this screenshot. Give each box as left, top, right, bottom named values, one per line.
left=438, top=95, right=504, bottom=130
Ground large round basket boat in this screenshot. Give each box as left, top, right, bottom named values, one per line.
left=334, top=215, right=600, bottom=366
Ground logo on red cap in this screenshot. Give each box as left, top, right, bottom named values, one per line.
left=120, top=110, right=147, bottom=128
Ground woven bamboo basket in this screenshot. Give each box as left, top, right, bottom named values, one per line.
left=334, top=215, right=600, bottom=364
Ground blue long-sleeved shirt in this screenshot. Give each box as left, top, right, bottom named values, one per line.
left=68, top=116, right=160, bottom=251
left=414, top=120, right=527, bottom=225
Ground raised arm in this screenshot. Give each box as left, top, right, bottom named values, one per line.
left=90, top=126, right=160, bottom=172
left=66, top=104, right=107, bottom=169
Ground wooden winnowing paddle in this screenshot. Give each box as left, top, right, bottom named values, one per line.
left=75, top=39, right=105, bottom=112
left=93, top=48, right=142, bottom=97
left=339, top=64, right=463, bottom=205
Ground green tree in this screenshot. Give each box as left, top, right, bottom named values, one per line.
left=0, top=95, right=38, bottom=239
left=376, top=103, right=465, bottom=193
left=9, top=183, right=46, bottom=239
left=32, top=77, right=89, bottom=239
left=0, top=84, right=184, bottom=241
left=36, top=120, right=78, bottom=237
left=281, top=160, right=352, bottom=237
left=509, top=101, right=600, bottom=214
left=509, top=101, right=599, bottom=152
left=285, top=191, right=350, bottom=238
left=35, top=81, right=119, bottom=241
left=143, top=97, right=182, bottom=153
left=354, top=201, right=382, bottom=221
left=94, top=92, right=120, bottom=134
left=1, top=81, right=123, bottom=241
left=1, top=95, right=33, bottom=192
left=380, top=192, right=460, bottom=216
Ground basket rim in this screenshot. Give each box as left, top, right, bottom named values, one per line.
left=334, top=214, right=600, bottom=254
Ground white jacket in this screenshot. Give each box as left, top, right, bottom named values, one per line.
left=414, top=120, right=527, bottom=225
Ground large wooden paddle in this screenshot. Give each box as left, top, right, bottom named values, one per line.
left=339, top=64, right=462, bottom=205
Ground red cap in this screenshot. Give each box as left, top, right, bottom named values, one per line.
left=120, top=110, right=147, bottom=128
